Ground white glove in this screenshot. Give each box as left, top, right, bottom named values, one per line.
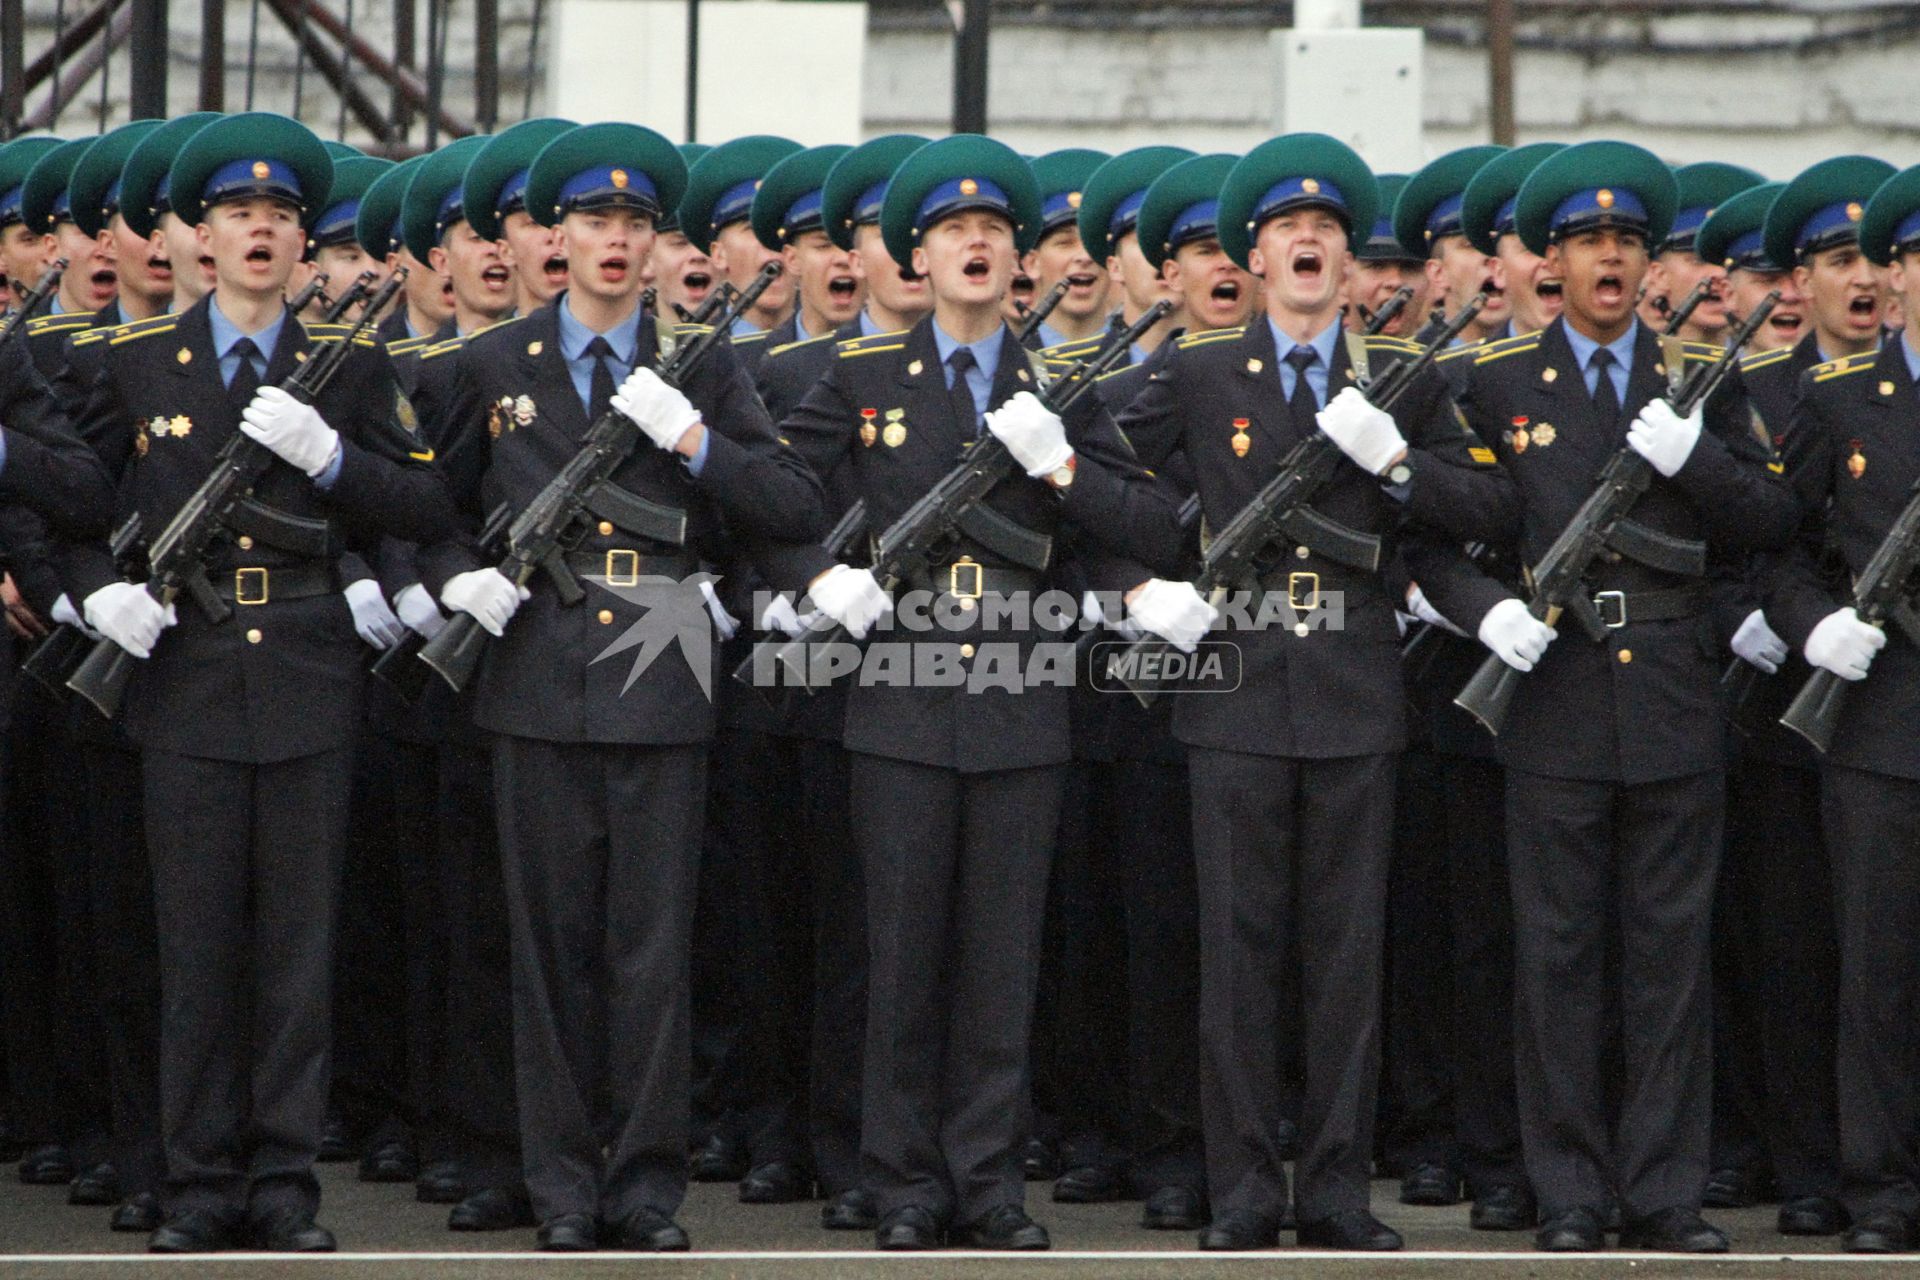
left=984, top=391, right=1075, bottom=479
left=1127, top=579, right=1218, bottom=653
left=81, top=581, right=176, bottom=659
left=1730, top=608, right=1789, bottom=675
left=1804, top=606, right=1885, bottom=682
left=1316, top=386, right=1407, bottom=476
left=439, top=568, right=530, bottom=638
left=1407, top=583, right=1467, bottom=638
left=1625, top=398, right=1703, bottom=479
left=343, top=578, right=406, bottom=650
left=394, top=582, right=448, bottom=640
left=610, top=366, right=702, bottom=452
left=1477, top=597, right=1557, bottom=673
left=700, top=580, right=740, bottom=641
left=805, top=565, right=889, bottom=640
left=758, top=593, right=814, bottom=639
left=240, top=386, right=342, bottom=477
left=51, top=593, right=90, bottom=633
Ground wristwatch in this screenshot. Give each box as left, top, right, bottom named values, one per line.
left=1048, top=454, right=1077, bottom=489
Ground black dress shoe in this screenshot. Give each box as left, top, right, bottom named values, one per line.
left=1619, top=1206, right=1729, bottom=1252
left=1298, top=1209, right=1403, bottom=1251
left=358, top=1137, right=419, bottom=1183
left=821, top=1188, right=877, bottom=1231
left=1399, top=1161, right=1462, bottom=1207
left=112, top=1192, right=164, bottom=1233
left=955, top=1204, right=1050, bottom=1250
left=448, top=1186, right=536, bottom=1232
left=1536, top=1206, right=1606, bottom=1252
left=149, top=1209, right=240, bottom=1253
left=1702, top=1164, right=1767, bottom=1209
left=416, top=1160, right=467, bottom=1204
left=688, top=1133, right=748, bottom=1183
left=18, top=1143, right=75, bottom=1185
left=317, top=1115, right=356, bottom=1163
left=739, top=1159, right=812, bottom=1204
left=1142, top=1185, right=1209, bottom=1230
left=616, top=1207, right=689, bottom=1251
left=69, top=1161, right=121, bottom=1205
left=876, top=1205, right=942, bottom=1250
left=1470, top=1183, right=1538, bottom=1232
left=253, top=1211, right=337, bottom=1252
left=1053, top=1162, right=1128, bottom=1204
left=1021, top=1136, right=1061, bottom=1182
left=536, top=1212, right=598, bottom=1252
left=1845, top=1211, right=1917, bottom=1253
left=1778, top=1194, right=1846, bottom=1236
left=1199, top=1208, right=1281, bottom=1250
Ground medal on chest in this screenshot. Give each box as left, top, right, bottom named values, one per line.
left=1230, top=417, right=1251, bottom=458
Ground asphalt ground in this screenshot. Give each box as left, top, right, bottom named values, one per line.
left=0, top=1164, right=1903, bottom=1279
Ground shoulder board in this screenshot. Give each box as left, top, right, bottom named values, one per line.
left=1739, top=346, right=1794, bottom=374
left=672, top=321, right=715, bottom=339
left=1473, top=333, right=1541, bottom=365
left=1677, top=340, right=1723, bottom=364
left=837, top=329, right=911, bottom=359
left=418, top=334, right=470, bottom=361
left=72, top=317, right=141, bottom=347
left=25, top=311, right=96, bottom=335
left=1094, top=363, right=1138, bottom=384
left=730, top=329, right=768, bottom=347
left=1039, top=337, right=1102, bottom=362
left=1174, top=325, right=1246, bottom=350
left=307, top=325, right=378, bottom=349
left=769, top=331, right=837, bottom=359
left=1434, top=343, right=1481, bottom=363
left=1811, top=351, right=1878, bottom=383
left=107, top=314, right=180, bottom=344
left=387, top=334, right=433, bottom=357
left=1362, top=334, right=1424, bottom=355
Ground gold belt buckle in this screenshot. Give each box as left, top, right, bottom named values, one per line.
left=605, top=549, right=641, bottom=588
left=235, top=567, right=269, bottom=605
left=1287, top=571, right=1320, bottom=612
left=949, top=557, right=984, bottom=601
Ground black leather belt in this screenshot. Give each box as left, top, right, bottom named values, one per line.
left=908, top=558, right=1040, bottom=600
left=1257, top=563, right=1366, bottom=612
left=1588, top=584, right=1707, bottom=628
left=213, top=562, right=337, bottom=604
left=562, top=548, right=697, bottom=585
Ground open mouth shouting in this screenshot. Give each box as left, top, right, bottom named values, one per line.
left=597, top=254, right=630, bottom=286
left=1289, top=247, right=1325, bottom=284
left=962, top=255, right=992, bottom=283
left=827, top=274, right=858, bottom=304
left=1847, top=294, right=1880, bottom=326
left=1537, top=279, right=1563, bottom=300
left=244, top=244, right=275, bottom=267
left=541, top=254, right=568, bottom=285
left=1211, top=279, right=1242, bottom=304
left=1065, top=271, right=1100, bottom=292
left=1594, top=272, right=1628, bottom=310
left=481, top=263, right=512, bottom=291
left=148, top=254, right=173, bottom=279
left=1767, top=309, right=1803, bottom=337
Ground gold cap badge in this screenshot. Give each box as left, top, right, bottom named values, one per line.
left=251, top=161, right=271, bottom=180
left=1301, top=177, right=1321, bottom=195
left=1596, top=189, right=1615, bottom=209
left=959, top=178, right=979, bottom=196
left=611, top=169, right=629, bottom=190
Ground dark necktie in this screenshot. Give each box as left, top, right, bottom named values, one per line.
left=947, top=346, right=980, bottom=438
left=1285, top=344, right=1321, bottom=429
left=1589, top=346, right=1621, bottom=427
left=584, top=336, right=618, bottom=423
left=227, top=337, right=262, bottom=410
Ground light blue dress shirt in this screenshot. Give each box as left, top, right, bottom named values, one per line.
left=931, top=320, right=1003, bottom=432
left=558, top=295, right=708, bottom=475
left=211, top=296, right=345, bottom=489
left=1562, top=318, right=1638, bottom=403
left=1267, top=314, right=1343, bottom=409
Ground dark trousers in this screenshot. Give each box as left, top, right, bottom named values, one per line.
left=1442, top=754, right=1523, bottom=1196
left=493, top=735, right=704, bottom=1225
left=1190, top=747, right=1396, bottom=1224
left=333, top=731, right=448, bottom=1159
left=439, top=736, right=520, bottom=1192
left=84, top=738, right=162, bottom=1198
left=733, top=733, right=866, bottom=1193
left=1822, top=764, right=1920, bottom=1220
left=1382, top=743, right=1456, bottom=1177
left=146, top=746, right=355, bottom=1220
left=1506, top=768, right=1721, bottom=1220
left=852, top=752, right=1063, bottom=1226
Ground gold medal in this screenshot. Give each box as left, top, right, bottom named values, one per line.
left=859, top=408, right=879, bottom=448
left=1230, top=417, right=1251, bottom=458
left=1530, top=422, right=1555, bottom=447
left=883, top=421, right=907, bottom=448
left=513, top=394, right=536, bottom=426
left=1848, top=439, right=1866, bottom=480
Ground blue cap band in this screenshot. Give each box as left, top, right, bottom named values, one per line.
left=1166, top=199, right=1219, bottom=255
left=102, top=177, right=124, bottom=219
left=1896, top=208, right=1920, bottom=253
left=205, top=156, right=306, bottom=210
left=914, top=175, right=1015, bottom=237
left=1723, top=227, right=1778, bottom=270
left=711, top=177, right=760, bottom=234
left=556, top=164, right=660, bottom=219
left=0, top=183, right=24, bottom=227
left=1663, top=204, right=1713, bottom=251
left=1424, top=191, right=1465, bottom=242
left=49, top=187, right=72, bottom=225
left=1108, top=188, right=1148, bottom=239
left=1796, top=198, right=1865, bottom=256
left=1548, top=186, right=1650, bottom=241
left=388, top=217, right=405, bottom=253
left=852, top=179, right=889, bottom=228
left=497, top=167, right=531, bottom=215
left=1040, top=188, right=1081, bottom=233
left=435, top=184, right=466, bottom=241
left=780, top=187, right=825, bottom=240
left=151, top=172, right=172, bottom=217
left=1250, top=176, right=1349, bottom=232
left=1493, top=195, right=1520, bottom=238
left=312, top=197, right=361, bottom=246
